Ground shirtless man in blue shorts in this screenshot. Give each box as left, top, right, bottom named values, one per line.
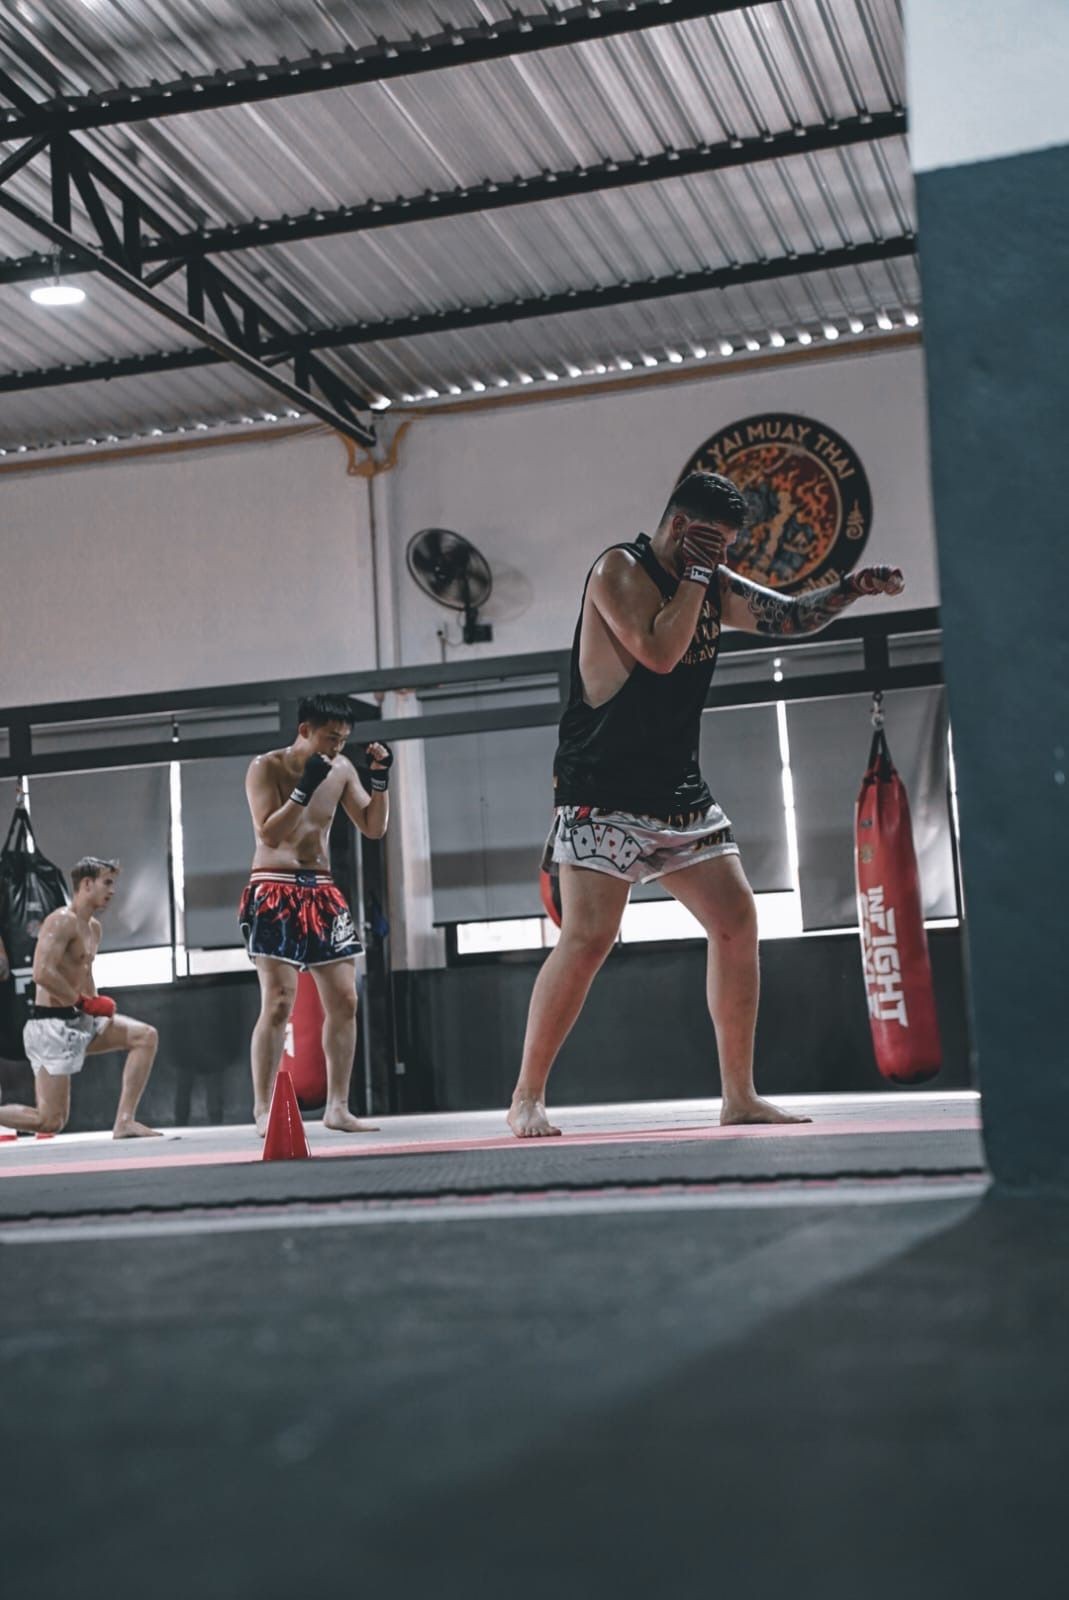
left=242, top=693, right=391, bottom=1136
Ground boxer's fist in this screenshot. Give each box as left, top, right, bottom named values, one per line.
left=681, top=526, right=729, bottom=581
left=847, top=566, right=905, bottom=598
left=78, top=994, right=116, bottom=1019
left=291, top=753, right=333, bottom=807
left=364, top=742, right=394, bottom=793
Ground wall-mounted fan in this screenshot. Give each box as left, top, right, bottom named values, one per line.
left=406, top=528, right=494, bottom=644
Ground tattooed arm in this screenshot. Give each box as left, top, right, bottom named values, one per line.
left=718, top=565, right=905, bottom=636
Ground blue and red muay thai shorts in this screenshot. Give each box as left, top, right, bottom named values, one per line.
left=238, top=870, right=361, bottom=968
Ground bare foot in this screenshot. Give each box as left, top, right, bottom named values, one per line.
left=322, top=1108, right=379, bottom=1133
left=255, top=1107, right=271, bottom=1139
left=112, top=1119, right=163, bottom=1139
left=508, top=1096, right=562, bottom=1138
left=720, top=1096, right=811, bottom=1127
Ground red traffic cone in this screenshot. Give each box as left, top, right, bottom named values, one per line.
left=262, top=1068, right=312, bottom=1162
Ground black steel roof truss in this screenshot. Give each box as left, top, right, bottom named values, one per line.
left=0, top=233, right=916, bottom=396
left=0, top=133, right=376, bottom=443
left=0, top=1, right=753, bottom=141
left=0, top=110, right=906, bottom=285
left=0, top=133, right=48, bottom=190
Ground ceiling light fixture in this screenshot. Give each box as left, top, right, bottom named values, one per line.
left=692, top=345, right=708, bottom=359
left=30, top=283, right=86, bottom=307
left=797, top=330, right=813, bottom=345
left=904, top=309, right=920, bottom=327
left=769, top=331, right=786, bottom=348
left=876, top=311, right=893, bottom=331
left=718, top=341, right=734, bottom=356
left=29, top=251, right=86, bottom=307
left=823, top=324, right=840, bottom=340
left=849, top=317, right=865, bottom=334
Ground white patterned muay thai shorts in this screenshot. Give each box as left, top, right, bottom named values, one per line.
left=543, top=802, right=739, bottom=886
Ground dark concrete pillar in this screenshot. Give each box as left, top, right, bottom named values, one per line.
left=905, top=4, right=1069, bottom=1188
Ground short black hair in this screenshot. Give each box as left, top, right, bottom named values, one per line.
left=71, top=856, right=120, bottom=888
left=666, top=471, right=747, bottom=529
left=298, top=694, right=357, bottom=730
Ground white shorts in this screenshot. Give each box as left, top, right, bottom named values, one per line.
left=544, top=802, right=740, bottom=885
left=23, top=1010, right=111, bottom=1078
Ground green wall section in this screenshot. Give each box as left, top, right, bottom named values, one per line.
left=916, top=142, right=1069, bottom=1188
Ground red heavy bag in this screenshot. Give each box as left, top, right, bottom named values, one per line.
left=539, top=862, right=563, bottom=928
left=855, top=720, right=942, bottom=1083
left=281, top=970, right=327, bottom=1109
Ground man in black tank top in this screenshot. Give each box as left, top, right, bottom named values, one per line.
left=508, top=471, right=905, bottom=1138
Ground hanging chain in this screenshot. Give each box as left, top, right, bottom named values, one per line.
left=871, top=689, right=885, bottom=730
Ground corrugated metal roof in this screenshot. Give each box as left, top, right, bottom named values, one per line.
left=0, top=0, right=917, bottom=452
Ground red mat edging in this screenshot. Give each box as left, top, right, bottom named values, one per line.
left=0, top=1111, right=982, bottom=1182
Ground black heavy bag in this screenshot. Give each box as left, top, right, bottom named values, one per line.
left=855, top=721, right=942, bottom=1084
left=0, top=806, right=70, bottom=1059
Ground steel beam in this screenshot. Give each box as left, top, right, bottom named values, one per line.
left=0, top=133, right=48, bottom=191
left=0, top=2, right=754, bottom=141
left=0, top=110, right=906, bottom=283
left=0, top=234, right=915, bottom=396
left=0, top=608, right=941, bottom=727
left=0, top=126, right=376, bottom=440
left=0, top=661, right=943, bottom=781
left=0, top=181, right=376, bottom=443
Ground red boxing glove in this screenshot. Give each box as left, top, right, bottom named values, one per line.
left=78, top=994, right=116, bottom=1019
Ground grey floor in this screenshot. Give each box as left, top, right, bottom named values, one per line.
left=3, top=1172, right=1066, bottom=1600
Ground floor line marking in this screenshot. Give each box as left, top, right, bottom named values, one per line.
left=0, top=1178, right=989, bottom=1244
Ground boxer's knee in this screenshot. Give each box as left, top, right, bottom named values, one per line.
left=321, top=987, right=358, bottom=1026
left=711, top=884, right=758, bottom=946
left=559, top=921, right=617, bottom=972
left=262, top=991, right=295, bottom=1029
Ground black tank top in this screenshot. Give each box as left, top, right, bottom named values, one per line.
left=553, top=534, right=722, bottom=817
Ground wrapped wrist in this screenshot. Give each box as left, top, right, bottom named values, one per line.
left=681, top=563, right=715, bottom=588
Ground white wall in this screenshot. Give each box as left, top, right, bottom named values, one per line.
left=383, top=343, right=939, bottom=667
left=0, top=429, right=376, bottom=706
left=905, top=0, right=1069, bottom=172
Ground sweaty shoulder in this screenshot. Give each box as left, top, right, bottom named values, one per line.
left=589, top=545, right=651, bottom=597
left=247, top=749, right=286, bottom=779
left=40, top=905, right=78, bottom=940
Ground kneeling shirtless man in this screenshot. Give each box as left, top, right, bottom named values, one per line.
left=0, top=857, right=160, bottom=1139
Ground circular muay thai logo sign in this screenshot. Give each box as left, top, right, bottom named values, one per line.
left=679, top=413, right=873, bottom=592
